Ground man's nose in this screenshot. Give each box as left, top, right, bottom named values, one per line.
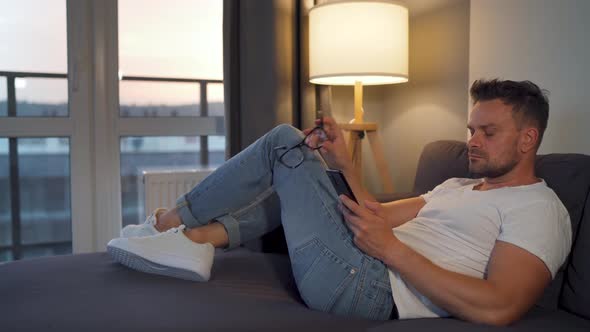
left=468, top=132, right=481, bottom=148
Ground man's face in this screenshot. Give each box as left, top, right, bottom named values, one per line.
left=467, top=99, right=523, bottom=178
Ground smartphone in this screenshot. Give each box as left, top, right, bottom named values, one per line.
left=317, top=109, right=324, bottom=129
left=326, top=169, right=357, bottom=203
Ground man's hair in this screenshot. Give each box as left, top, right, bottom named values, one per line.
left=470, top=79, right=549, bottom=147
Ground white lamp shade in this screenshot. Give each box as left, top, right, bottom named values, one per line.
left=309, top=1, right=409, bottom=86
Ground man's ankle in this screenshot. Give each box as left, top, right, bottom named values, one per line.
left=155, top=209, right=182, bottom=232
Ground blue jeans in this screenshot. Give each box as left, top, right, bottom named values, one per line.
left=175, top=124, right=394, bottom=320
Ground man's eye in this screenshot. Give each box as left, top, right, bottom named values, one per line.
left=485, top=132, right=494, bottom=137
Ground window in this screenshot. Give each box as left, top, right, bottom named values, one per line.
left=15, top=78, right=68, bottom=117
left=119, top=81, right=202, bottom=117
left=0, top=139, right=10, bottom=254
left=17, top=138, right=71, bottom=258
left=0, top=1, right=225, bottom=257
left=0, top=1, right=67, bottom=74
left=0, top=0, right=71, bottom=262
left=118, top=0, right=224, bottom=225
left=120, top=136, right=224, bottom=226
left=0, top=138, right=72, bottom=262
left=0, top=79, right=7, bottom=116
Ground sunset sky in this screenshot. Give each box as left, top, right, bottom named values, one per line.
left=0, top=0, right=224, bottom=105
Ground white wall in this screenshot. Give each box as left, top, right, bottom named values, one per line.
left=381, top=0, right=470, bottom=193
left=470, top=0, right=590, bottom=154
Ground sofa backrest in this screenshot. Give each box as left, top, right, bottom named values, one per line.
left=413, top=140, right=590, bottom=317
left=413, top=141, right=470, bottom=195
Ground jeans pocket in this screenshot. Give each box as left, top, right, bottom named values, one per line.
left=291, top=237, right=357, bottom=312
left=367, top=279, right=394, bottom=320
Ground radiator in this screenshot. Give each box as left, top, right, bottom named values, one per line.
left=142, top=169, right=214, bottom=218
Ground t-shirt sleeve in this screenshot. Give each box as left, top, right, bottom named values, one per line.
left=497, top=200, right=572, bottom=279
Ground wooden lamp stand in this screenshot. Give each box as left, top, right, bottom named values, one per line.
left=339, top=81, right=394, bottom=193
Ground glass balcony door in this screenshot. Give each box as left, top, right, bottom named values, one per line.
left=0, top=0, right=225, bottom=259
left=0, top=0, right=73, bottom=261
left=117, top=0, right=224, bottom=227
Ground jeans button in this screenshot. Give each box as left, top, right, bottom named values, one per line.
left=350, top=268, right=356, bottom=274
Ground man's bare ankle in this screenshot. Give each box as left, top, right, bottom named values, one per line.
left=155, top=210, right=182, bottom=232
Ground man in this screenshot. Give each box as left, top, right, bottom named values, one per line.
left=108, top=79, right=571, bottom=326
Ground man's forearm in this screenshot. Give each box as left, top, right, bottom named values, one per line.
left=342, top=166, right=375, bottom=204
left=381, top=197, right=426, bottom=229
left=341, top=167, right=425, bottom=229
left=383, top=240, right=511, bottom=325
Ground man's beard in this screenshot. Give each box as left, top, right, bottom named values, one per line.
left=470, top=159, right=518, bottom=178
left=469, top=149, right=519, bottom=178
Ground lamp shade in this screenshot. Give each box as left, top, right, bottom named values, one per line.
left=309, top=0, right=409, bottom=86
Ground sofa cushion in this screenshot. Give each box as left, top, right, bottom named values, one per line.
left=560, top=192, right=590, bottom=319
left=413, top=140, right=470, bottom=194
left=534, top=154, right=590, bottom=313
left=535, top=154, right=590, bottom=243
left=0, top=249, right=384, bottom=331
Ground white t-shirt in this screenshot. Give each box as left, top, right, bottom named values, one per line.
left=388, top=178, right=572, bottom=319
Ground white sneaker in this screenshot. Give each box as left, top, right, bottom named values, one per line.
left=120, top=208, right=167, bottom=238
left=107, top=225, right=215, bottom=282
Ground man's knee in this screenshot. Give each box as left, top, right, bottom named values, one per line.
left=272, top=123, right=304, bottom=142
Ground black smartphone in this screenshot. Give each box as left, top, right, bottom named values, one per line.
left=326, top=169, right=357, bottom=203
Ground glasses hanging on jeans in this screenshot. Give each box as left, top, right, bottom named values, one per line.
left=274, top=127, right=328, bottom=169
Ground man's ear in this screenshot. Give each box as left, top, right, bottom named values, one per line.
left=520, top=127, right=539, bottom=153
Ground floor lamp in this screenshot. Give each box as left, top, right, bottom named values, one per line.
left=309, top=0, right=409, bottom=193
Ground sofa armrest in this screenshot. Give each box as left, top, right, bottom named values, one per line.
left=374, top=192, right=420, bottom=203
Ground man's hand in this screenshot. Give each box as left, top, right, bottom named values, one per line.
left=303, top=117, right=351, bottom=171
left=339, top=194, right=400, bottom=261
left=303, top=116, right=374, bottom=204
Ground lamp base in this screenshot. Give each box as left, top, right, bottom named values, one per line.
left=339, top=122, right=394, bottom=193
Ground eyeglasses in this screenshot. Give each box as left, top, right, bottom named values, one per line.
left=274, top=126, right=328, bottom=169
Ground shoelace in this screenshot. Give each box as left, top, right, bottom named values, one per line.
left=146, top=213, right=156, bottom=225
left=165, top=224, right=186, bottom=234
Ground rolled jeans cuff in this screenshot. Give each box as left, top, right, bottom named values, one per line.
left=214, top=214, right=241, bottom=251
left=175, top=194, right=202, bottom=228
left=175, top=194, right=241, bottom=251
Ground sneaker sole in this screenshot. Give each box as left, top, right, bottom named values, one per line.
left=107, top=246, right=207, bottom=282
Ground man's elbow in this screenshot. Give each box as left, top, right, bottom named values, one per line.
left=484, top=315, right=513, bottom=327
left=481, top=309, right=521, bottom=327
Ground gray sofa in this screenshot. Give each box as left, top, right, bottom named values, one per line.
left=1, top=140, right=589, bottom=331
